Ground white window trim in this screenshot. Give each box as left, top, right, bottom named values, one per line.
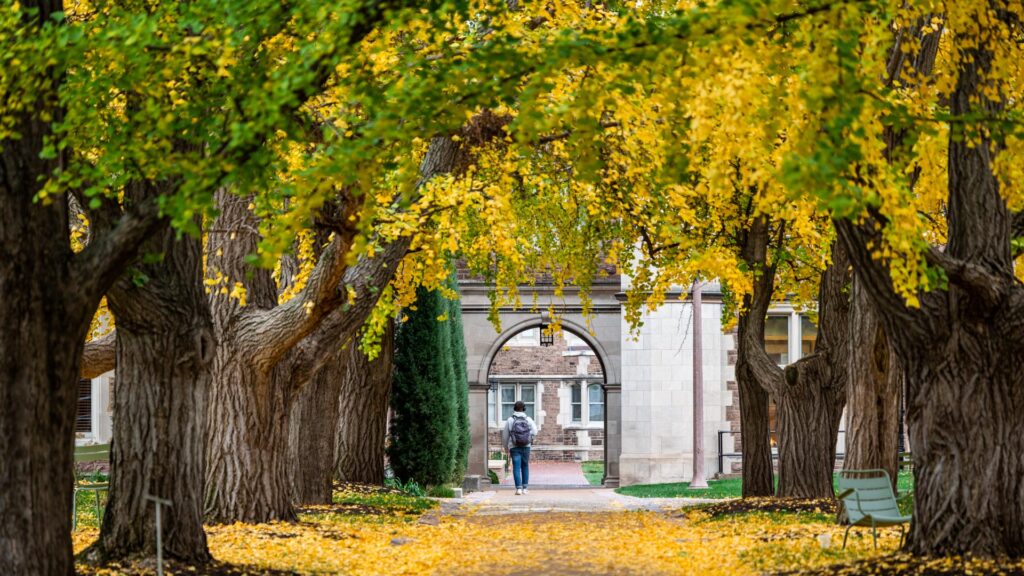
left=565, top=381, right=604, bottom=429
left=489, top=382, right=540, bottom=428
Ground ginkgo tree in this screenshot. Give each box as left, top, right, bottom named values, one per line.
left=444, top=0, right=1024, bottom=558
left=1, top=0, right=502, bottom=570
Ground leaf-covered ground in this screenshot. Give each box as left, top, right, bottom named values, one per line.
left=72, top=488, right=1024, bottom=575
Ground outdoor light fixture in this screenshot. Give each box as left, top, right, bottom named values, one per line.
left=539, top=324, right=554, bottom=347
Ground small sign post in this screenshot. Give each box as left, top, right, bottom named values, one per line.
left=144, top=493, right=173, bottom=576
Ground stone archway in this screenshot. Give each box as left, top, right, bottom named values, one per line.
left=457, top=276, right=622, bottom=488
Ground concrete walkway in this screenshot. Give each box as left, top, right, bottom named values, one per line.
left=497, top=461, right=590, bottom=487
left=457, top=487, right=719, bottom=515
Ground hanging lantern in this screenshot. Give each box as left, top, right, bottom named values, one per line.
left=539, top=324, right=554, bottom=347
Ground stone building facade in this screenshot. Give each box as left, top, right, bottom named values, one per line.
left=459, top=269, right=831, bottom=487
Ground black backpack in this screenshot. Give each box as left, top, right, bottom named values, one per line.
left=510, top=415, right=532, bottom=447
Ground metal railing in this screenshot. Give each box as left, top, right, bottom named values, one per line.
left=716, top=430, right=847, bottom=475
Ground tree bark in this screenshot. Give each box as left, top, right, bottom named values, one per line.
left=0, top=3, right=157, bottom=572
left=335, top=322, right=394, bottom=485
left=206, top=134, right=460, bottom=522
left=81, top=330, right=117, bottom=379
left=204, top=191, right=335, bottom=523
left=91, top=221, right=214, bottom=563
left=735, top=218, right=776, bottom=497
left=739, top=218, right=850, bottom=499
left=843, top=273, right=901, bottom=490
left=0, top=146, right=84, bottom=574
left=289, top=355, right=343, bottom=504
left=836, top=11, right=1024, bottom=555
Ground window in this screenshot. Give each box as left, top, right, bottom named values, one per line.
left=588, top=384, right=604, bottom=422
left=76, top=380, right=92, bottom=433
left=800, top=315, right=818, bottom=357
left=570, top=382, right=603, bottom=425
left=491, top=382, right=536, bottom=423
left=571, top=385, right=582, bottom=422
left=764, top=316, right=790, bottom=365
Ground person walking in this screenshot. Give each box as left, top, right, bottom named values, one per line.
left=501, top=400, right=537, bottom=495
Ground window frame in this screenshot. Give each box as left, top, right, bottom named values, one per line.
left=490, top=382, right=537, bottom=425
left=568, top=381, right=604, bottom=428
left=587, top=383, right=604, bottom=423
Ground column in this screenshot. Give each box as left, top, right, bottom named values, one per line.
left=602, top=381, right=621, bottom=487
left=468, top=381, right=491, bottom=488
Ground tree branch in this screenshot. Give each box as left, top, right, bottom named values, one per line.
left=71, top=198, right=163, bottom=307
left=925, top=246, right=1011, bottom=311
left=241, top=229, right=358, bottom=372
left=81, top=330, right=116, bottom=379
left=290, top=237, right=412, bottom=388
left=738, top=216, right=785, bottom=396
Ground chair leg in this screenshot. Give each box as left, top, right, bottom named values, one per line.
left=72, top=490, right=77, bottom=532
left=94, top=490, right=102, bottom=522
left=871, top=521, right=878, bottom=550
left=843, top=525, right=852, bottom=549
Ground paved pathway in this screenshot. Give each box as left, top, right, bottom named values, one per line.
left=497, top=461, right=590, bottom=487
left=456, top=487, right=719, bottom=515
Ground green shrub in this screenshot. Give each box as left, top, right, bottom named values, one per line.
left=385, top=477, right=427, bottom=497
left=388, top=286, right=458, bottom=487
left=427, top=485, right=456, bottom=498
left=446, top=270, right=471, bottom=484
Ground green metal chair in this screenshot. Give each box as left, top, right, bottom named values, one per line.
left=837, top=469, right=911, bottom=550
left=73, top=443, right=110, bottom=530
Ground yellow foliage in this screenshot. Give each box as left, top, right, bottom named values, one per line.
left=73, top=507, right=918, bottom=575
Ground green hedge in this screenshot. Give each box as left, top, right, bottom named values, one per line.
left=388, top=286, right=458, bottom=486
left=387, top=276, right=470, bottom=487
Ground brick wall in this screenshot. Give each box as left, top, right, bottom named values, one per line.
left=490, top=332, right=604, bottom=377
left=489, top=332, right=604, bottom=461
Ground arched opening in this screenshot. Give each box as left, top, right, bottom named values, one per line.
left=482, top=321, right=608, bottom=488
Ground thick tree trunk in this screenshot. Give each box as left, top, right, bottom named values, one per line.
left=289, top=356, right=342, bottom=504
left=335, top=323, right=394, bottom=485
left=205, top=192, right=305, bottom=523
left=775, top=358, right=845, bottom=498
left=0, top=200, right=83, bottom=575
left=843, top=274, right=901, bottom=490
left=837, top=14, right=1024, bottom=555
left=207, top=136, right=458, bottom=522
left=206, top=351, right=298, bottom=522
left=906, top=30, right=1024, bottom=555
left=735, top=217, right=777, bottom=498
left=735, top=314, right=775, bottom=497
left=739, top=224, right=851, bottom=499
left=1, top=3, right=86, bottom=570
left=776, top=245, right=850, bottom=499
left=902, top=323, right=1024, bottom=556
left=93, top=224, right=214, bottom=563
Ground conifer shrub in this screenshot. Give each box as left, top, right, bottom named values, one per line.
left=388, top=286, right=457, bottom=486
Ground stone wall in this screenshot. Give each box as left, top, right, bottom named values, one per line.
left=619, top=295, right=737, bottom=486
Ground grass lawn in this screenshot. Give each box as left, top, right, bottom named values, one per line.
left=582, top=460, right=604, bottom=486
left=617, top=471, right=914, bottom=500
left=617, top=476, right=745, bottom=498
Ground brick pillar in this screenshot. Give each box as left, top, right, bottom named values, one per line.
left=468, top=381, right=491, bottom=487
left=602, top=382, right=621, bottom=487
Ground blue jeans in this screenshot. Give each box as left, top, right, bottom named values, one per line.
left=509, top=446, right=530, bottom=489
